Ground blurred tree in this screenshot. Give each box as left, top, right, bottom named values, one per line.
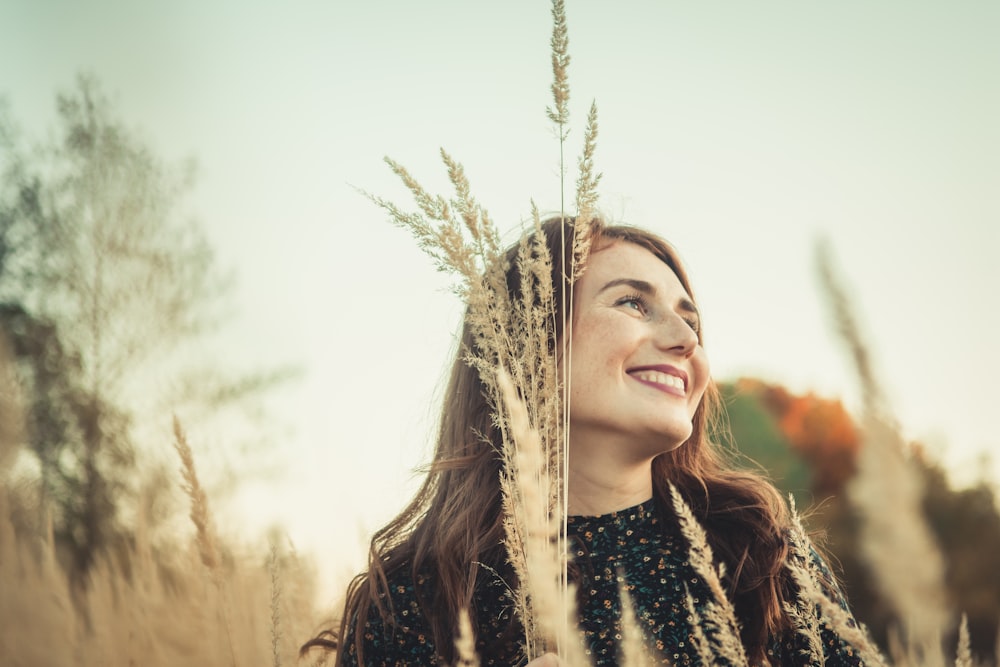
left=0, top=303, right=131, bottom=577
left=715, top=380, right=812, bottom=507
left=754, top=381, right=859, bottom=497
left=0, top=75, right=268, bottom=582
left=724, top=377, right=1000, bottom=661
left=0, top=75, right=220, bottom=403
left=920, top=459, right=1000, bottom=659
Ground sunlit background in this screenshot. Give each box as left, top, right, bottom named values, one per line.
left=2, top=0, right=997, bottom=598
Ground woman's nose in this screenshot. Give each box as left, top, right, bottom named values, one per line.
left=654, top=312, right=698, bottom=356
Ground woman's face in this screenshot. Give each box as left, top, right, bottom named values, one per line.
left=567, top=241, right=710, bottom=463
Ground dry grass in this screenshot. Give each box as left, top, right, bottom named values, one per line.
left=360, top=0, right=990, bottom=657
left=1, top=0, right=990, bottom=665
left=616, top=578, right=650, bottom=667
left=364, top=2, right=608, bottom=661
left=817, top=240, right=956, bottom=666
left=368, top=113, right=572, bottom=664
left=0, top=423, right=322, bottom=667
left=354, top=0, right=992, bottom=663
left=786, top=498, right=887, bottom=666
left=453, top=608, right=481, bottom=667
left=669, top=483, right=749, bottom=666
left=499, top=367, right=588, bottom=665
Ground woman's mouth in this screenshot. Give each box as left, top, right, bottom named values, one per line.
left=628, top=366, right=687, bottom=396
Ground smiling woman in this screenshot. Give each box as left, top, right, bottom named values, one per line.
left=566, top=241, right=711, bottom=510
left=304, top=217, right=871, bottom=667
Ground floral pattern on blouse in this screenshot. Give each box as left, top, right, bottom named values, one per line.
left=340, top=499, right=864, bottom=667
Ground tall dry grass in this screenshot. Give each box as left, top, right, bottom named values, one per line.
left=815, top=242, right=971, bottom=667
left=362, top=2, right=605, bottom=661
left=359, top=0, right=989, bottom=664
left=1, top=0, right=991, bottom=665
left=0, top=419, right=323, bottom=667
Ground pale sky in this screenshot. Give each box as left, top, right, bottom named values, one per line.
left=2, top=0, right=998, bottom=596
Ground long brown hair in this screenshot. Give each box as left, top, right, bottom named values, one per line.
left=307, top=217, right=791, bottom=665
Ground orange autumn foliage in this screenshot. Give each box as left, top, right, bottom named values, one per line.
left=735, top=379, right=860, bottom=496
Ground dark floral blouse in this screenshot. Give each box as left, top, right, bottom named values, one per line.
left=340, top=499, right=864, bottom=667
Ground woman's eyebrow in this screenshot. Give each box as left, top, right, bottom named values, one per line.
left=597, top=278, right=656, bottom=295
left=678, top=297, right=700, bottom=318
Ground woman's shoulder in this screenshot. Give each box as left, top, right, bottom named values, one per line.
left=339, top=558, right=525, bottom=667
left=783, top=530, right=852, bottom=609
left=773, top=531, right=870, bottom=666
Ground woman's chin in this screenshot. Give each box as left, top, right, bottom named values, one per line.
left=631, top=428, right=692, bottom=461
left=657, top=422, right=694, bottom=449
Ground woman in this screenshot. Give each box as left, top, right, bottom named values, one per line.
left=309, top=217, right=864, bottom=666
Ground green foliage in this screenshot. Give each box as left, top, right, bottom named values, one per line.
left=722, top=377, right=1000, bottom=662
left=715, top=381, right=812, bottom=508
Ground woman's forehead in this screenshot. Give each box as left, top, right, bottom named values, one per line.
left=585, top=241, right=688, bottom=294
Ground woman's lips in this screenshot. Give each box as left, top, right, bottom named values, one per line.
left=627, top=365, right=688, bottom=397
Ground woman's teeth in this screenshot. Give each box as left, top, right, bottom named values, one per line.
left=632, top=371, right=684, bottom=391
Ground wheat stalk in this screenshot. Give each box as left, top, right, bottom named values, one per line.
left=571, top=101, right=600, bottom=283
left=669, top=482, right=749, bottom=665
left=547, top=0, right=571, bottom=223
left=269, top=540, right=282, bottom=667
left=782, top=590, right=825, bottom=662
left=790, top=566, right=889, bottom=666
left=171, top=416, right=237, bottom=667
left=785, top=497, right=887, bottom=666
left=172, top=416, right=218, bottom=571
left=616, top=576, right=649, bottom=667
left=454, top=608, right=482, bottom=667
left=684, top=584, right=717, bottom=667
left=367, top=1, right=605, bottom=660
left=783, top=506, right=825, bottom=664
left=954, top=614, right=971, bottom=667
left=498, top=367, right=588, bottom=665
left=374, top=146, right=571, bottom=659
left=546, top=0, right=570, bottom=132
left=785, top=505, right=888, bottom=667
left=816, top=241, right=949, bottom=665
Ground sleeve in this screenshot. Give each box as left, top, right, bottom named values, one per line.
left=768, top=545, right=870, bottom=667
left=338, top=585, right=442, bottom=667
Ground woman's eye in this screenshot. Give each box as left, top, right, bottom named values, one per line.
left=616, top=294, right=646, bottom=313
left=683, top=317, right=701, bottom=334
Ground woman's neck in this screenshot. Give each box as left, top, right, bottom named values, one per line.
left=566, top=457, right=655, bottom=516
